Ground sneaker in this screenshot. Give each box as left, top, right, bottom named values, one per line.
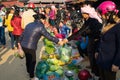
left=12, top=47, right=15, bottom=50
left=34, top=77, right=39, bottom=80
left=30, top=77, right=39, bottom=80
left=30, top=78, right=34, bottom=80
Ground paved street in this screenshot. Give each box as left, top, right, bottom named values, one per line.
left=0, top=29, right=120, bottom=80
left=0, top=29, right=43, bottom=80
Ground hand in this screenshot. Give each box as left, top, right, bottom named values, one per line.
left=111, top=64, right=119, bottom=72
left=63, top=39, right=68, bottom=44
left=95, top=52, right=98, bottom=59
left=58, top=40, right=64, bottom=46
left=17, top=43, right=21, bottom=49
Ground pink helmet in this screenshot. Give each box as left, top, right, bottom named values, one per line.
left=97, top=1, right=117, bottom=15
left=28, top=3, right=35, bottom=9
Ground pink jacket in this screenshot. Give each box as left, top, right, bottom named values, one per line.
left=49, top=10, right=56, bottom=20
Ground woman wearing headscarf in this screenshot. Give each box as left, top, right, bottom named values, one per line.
left=63, top=4, right=102, bottom=77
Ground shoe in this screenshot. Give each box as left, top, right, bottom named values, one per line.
left=34, top=77, right=39, bottom=80
left=12, top=47, right=15, bottom=50
left=30, top=77, right=39, bottom=80
left=2, top=46, right=6, bottom=49
left=30, top=78, right=34, bottom=80
left=0, top=45, right=6, bottom=48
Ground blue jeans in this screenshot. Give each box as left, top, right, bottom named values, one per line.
left=9, top=31, right=14, bottom=49
left=0, top=26, right=6, bottom=45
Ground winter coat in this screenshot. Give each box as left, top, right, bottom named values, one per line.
left=11, top=16, right=23, bottom=35
left=59, top=25, right=70, bottom=38
left=97, top=23, right=120, bottom=70
left=20, top=20, right=59, bottom=50
left=68, top=18, right=102, bottom=41
left=49, top=10, right=56, bottom=20
left=5, top=14, right=13, bottom=31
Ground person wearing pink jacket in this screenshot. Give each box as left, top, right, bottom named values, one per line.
left=49, top=5, right=56, bottom=27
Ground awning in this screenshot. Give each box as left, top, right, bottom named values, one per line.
left=27, top=0, right=73, bottom=3
left=1, top=1, right=24, bottom=7
left=70, top=0, right=97, bottom=4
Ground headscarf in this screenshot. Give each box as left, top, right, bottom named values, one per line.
left=81, top=5, right=102, bottom=23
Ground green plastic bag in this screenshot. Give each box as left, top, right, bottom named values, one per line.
left=43, top=29, right=55, bottom=54
left=59, top=44, right=72, bottom=63
left=55, top=68, right=64, bottom=76
left=35, top=60, right=49, bottom=79
left=49, top=65, right=62, bottom=71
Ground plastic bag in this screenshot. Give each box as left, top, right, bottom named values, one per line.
left=17, top=43, right=24, bottom=59
left=80, top=36, right=89, bottom=50
left=59, top=44, right=72, bottom=63
left=43, top=33, right=55, bottom=54
left=36, top=60, right=49, bottom=79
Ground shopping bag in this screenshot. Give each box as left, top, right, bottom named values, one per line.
left=59, top=44, right=72, bottom=63
left=36, top=60, right=49, bottom=79
left=17, top=43, right=25, bottom=59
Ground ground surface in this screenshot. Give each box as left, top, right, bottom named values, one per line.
left=0, top=29, right=120, bottom=80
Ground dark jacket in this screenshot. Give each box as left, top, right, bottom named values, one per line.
left=97, top=23, right=120, bottom=70
left=20, top=20, right=59, bottom=50
left=68, top=18, right=102, bottom=41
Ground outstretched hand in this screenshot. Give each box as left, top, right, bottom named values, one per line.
left=63, top=39, right=68, bottom=44
left=58, top=39, right=68, bottom=46
left=58, top=40, right=64, bottom=46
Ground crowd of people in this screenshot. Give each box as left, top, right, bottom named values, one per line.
left=0, top=1, right=120, bottom=80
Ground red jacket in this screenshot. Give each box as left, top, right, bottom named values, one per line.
left=11, top=16, right=23, bottom=35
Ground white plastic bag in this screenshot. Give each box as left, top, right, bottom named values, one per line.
left=17, top=43, right=24, bottom=59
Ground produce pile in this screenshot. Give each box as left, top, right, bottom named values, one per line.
left=36, top=38, right=81, bottom=80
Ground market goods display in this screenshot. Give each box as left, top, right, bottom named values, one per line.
left=36, top=41, right=91, bottom=80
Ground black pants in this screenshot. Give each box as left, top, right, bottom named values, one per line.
left=22, top=47, right=36, bottom=78
left=87, top=39, right=99, bottom=76
left=14, top=35, right=20, bottom=48
left=99, top=67, right=116, bottom=80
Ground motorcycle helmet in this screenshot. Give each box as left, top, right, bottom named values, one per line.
left=28, top=2, right=35, bottom=9
left=78, top=69, right=91, bottom=80
left=97, top=1, right=118, bottom=15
